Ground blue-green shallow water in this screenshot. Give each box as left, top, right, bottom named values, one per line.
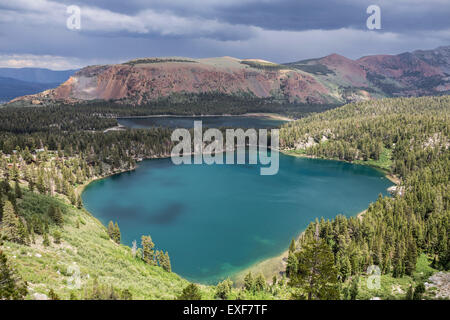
left=82, top=153, right=392, bottom=284
left=118, top=115, right=286, bottom=129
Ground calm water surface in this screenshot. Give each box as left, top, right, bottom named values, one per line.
left=118, top=115, right=286, bottom=129
left=82, top=153, right=392, bottom=284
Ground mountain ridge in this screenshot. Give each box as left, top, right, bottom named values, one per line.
left=0, top=67, right=78, bottom=84
left=0, top=68, right=78, bottom=103
left=8, top=45, right=450, bottom=108
left=0, top=76, right=60, bottom=102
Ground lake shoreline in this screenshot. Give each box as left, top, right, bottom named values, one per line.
left=78, top=148, right=398, bottom=287
left=282, top=149, right=401, bottom=185
left=117, top=112, right=292, bottom=121
left=232, top=149, right=399, bottom=287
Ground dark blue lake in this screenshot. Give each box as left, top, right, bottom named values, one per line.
left=82, top=152, right=392, bottom=284
left=118, top=115, right=286, bottom=129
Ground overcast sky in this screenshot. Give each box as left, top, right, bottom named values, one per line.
left=0, top=0, right=449, bottom=70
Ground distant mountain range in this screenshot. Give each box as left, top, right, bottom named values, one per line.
left=0, top=68, right=77, bottom=103
left=7, top=46, right=450, bottom=107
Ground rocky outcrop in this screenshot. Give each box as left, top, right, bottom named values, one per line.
left=425, top=272, right=450, bottom=299
left=11, top=57, right=339, bottom=106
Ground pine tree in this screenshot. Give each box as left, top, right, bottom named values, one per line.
left=14, top=181, right=22, bottom=199
left=338, top=254, right=352, bottom=282
left=0, top=251, right=28, bottom=300
left=1, top=201, right=21, bottom=243
left=286, top=252, right=298, bottom=278
left=113, top=222, right=121, bottom=244
left=254, top=273, right=266, bottom=292
left=36, top=173, right=46, bottom=194
left=76, top=195, right=83, bottom=209
left=290, top=238, right=340, bottom=300
left=106, top=221, right=120, bottom=244
left=215, top=278, right=233, bottom=300
left=178, top=283, right=202, bottom=300
left=7, top=192, right=16, bottom=208
left=48, top=205, right=63, bottom=227
left=17, top=218, right=29, bottom=245
left=31, top=215, right=43, bottom=235
left=107, top=221, right=115, bottom=239
left=405, top=284, right=414, bottom=300
left=272, top=276, right=277, bottom=286
left=69, top=191, right=76, bottom=205
left=243, top=272, right=254, bottom=292
left=163, top=251, right=171, bottom=272
left=289, top=238, right=296, bottom=253
left=156, top=250, right=163, bottom=267
left=141, top=235, right=155, bottom=265
left=413, top=283, right=425, bottom=300
left=392, top=243, right=405, bottom=278
left=405, top=241, right=417, bottom=276
left=349, top=277, right=359, bottom=300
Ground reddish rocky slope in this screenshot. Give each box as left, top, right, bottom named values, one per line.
left=10, top=46, right=450, bottom=107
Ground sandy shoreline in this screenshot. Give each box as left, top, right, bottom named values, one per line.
left=242, top=113, right=292, bottom=121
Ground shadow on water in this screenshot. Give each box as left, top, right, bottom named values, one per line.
left=146, top=203, right=185, bottom=224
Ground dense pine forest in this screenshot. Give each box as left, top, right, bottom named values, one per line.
left=0, top=95, right=449, bottom=300
left=6, top=92, right=339, bottom=122
left=281, top=96, right=449, bottom=299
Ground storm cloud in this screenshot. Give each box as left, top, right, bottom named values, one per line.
left=0, top=0, right=448, bottom=69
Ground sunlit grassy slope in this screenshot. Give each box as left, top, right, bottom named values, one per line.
left=2, top=191, right=195, bottom=299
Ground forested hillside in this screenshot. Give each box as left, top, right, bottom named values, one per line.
left=281, top=96, right=449, bottom=299
left=3, top=93, right=338, bottom=121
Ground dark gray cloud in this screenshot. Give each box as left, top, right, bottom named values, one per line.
left=62, top=0, right=450, bottom=33
left=0, top=0, right=448, bottom=69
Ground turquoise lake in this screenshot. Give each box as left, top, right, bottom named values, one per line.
left=82, top=153, right=393, bottom=284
